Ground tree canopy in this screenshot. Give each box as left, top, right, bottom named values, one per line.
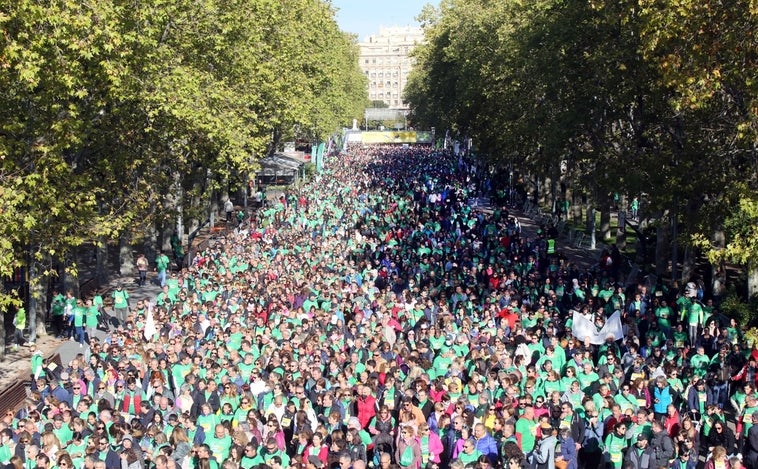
left=0, top=0, right=368, bottom=308
left=406, top=0, right=757, bottom=293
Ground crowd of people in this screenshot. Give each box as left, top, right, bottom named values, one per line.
left=3, top=145, right=758, bottom=469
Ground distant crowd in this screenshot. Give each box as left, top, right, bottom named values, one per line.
left=3, top=145, right=758, bottom=469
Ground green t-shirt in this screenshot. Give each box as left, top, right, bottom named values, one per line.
left=515, top=417, right=537, bottom=453
left=156, top=254, right=170, bottom=272
left=52, top=294, right=66, bottom=316
left=85, top=306, right=99, bottom=327
left=688, top=302, right=704, bottom=325
left=605, top=433, right=628, bottom=469
left=206, top=433, right=232, bottom=462
left=112, top=290, right=129, bottom=309
left=73, top=305, right=85, bottom=327
left=655, top=306, right=672, bottom=328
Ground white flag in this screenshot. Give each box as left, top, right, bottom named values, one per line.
left=572, top=310, right=623, bottom=345
left=144, top=303, right=157, bottom=341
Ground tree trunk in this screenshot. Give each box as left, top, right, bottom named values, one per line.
left=0, top=308, right=5, bottom=359
left=617, top=211, right=627, bottom=251
left=671, top=204, right=679, bottom=283
left=119, top=232, right=135, bottom=277
left=654, top=213, right=669, bottom=275
left=587, top=208, right=597, bottom=249
left=63, top=252, right=79, bottom=297
left=95, top=237, right=108, bottom=287
left=144, top=223, right=158, bottom=264
left=681, top=245, right=695, bottom=284
left=710, top=228, right=726, bottom=301
left=174, top=171, right=184, bottom=249
left=748, top=261, right=758, bottom=299
left=27, top=257, right=49, bottom=342
left=600, top=207, right=611, bottom=241
left=571, top=190, right=582, bottom=221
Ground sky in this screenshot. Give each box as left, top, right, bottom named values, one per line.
left=331, top=0, right=432, bottom=41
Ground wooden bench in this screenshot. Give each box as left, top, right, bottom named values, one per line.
left=0, top=380, right=27, bottom=415
left=0, top=352, right=60, bottom=415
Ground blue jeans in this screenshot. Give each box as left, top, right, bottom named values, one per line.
left=74, top=326, right=85, bottom=345
left=157, top=269, right=167, bottom=287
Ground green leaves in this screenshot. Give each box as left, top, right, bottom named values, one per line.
left=0, top=0, right=365, bottom=306
left=407, top=0, right=758, bottom=279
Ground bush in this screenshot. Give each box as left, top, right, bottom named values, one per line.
left=720, top=287, right=758, bottom=328
left=304, top=163, right=317, bottom=178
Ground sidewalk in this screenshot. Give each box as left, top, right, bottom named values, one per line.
left=469, top=196, right=600, bottom=270
left=0, top=273, right=164, bottom=407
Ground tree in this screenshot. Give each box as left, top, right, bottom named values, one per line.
left=0, top=0, right=370, bottom=359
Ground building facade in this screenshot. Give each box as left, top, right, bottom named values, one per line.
left=358, top=26, right=424, bottom=109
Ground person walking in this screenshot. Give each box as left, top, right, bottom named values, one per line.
left=11, top=307, right=26, bottom=351
left=84, top=298, right=100, bottom=343
left=624, top=434, right=657, bottom=469
left=630, top=197, right=639, bottom=220
left=135, top=253, right=149, bottom=287
left=72, top=299, right=86, bottom=348
left=155, top=251, right=170, bottom=288
left=224, top=198, right=234, bottom=222
left=111, top=285, right=130, bottom=326
left=50, top=289, right=66, bottom=338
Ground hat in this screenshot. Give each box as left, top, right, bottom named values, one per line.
left=539, top=421, right=553, bottom=430
left=59, top=372, right=70, bottom=382
left=636, top=433, right=649, bottom=441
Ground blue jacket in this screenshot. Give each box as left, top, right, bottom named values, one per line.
left=653, top=385, right=673, bottom=414
left=474, top=433, right=499, bottom=464
left=560, top=436, right=578, bottom=469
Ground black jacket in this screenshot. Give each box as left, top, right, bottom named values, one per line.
left=624, top=445, right=658, bottom=469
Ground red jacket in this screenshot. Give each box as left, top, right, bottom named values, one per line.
left=356, top=395, right=378, bottom=428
